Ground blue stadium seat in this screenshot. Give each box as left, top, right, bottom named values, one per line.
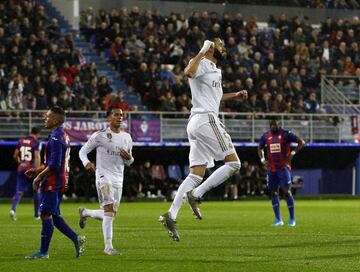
left=167, top=164, right=183, bottom=183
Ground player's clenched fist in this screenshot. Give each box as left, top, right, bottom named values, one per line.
left=235, top=90, right=248, bottom=99
left=85, top=162, right=96, bottom=172
left=120, top=149, right=132, bottom=160
left=200, top=40, right=214, bottom=54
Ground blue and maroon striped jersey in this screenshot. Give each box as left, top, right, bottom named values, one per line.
left=16, top=136, right=40, bottom=173
left=42, top=127, right=70, bottom=193
left=259, top=129, right=299, bottom=172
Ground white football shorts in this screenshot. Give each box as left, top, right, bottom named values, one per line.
left=187, top=112, right=236, bottom=168
left=96, top=174, right=123, bottom=212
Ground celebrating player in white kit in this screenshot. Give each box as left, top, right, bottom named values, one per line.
left=160, top=38, right=248, bottom=241
left=78, top=107, right=134, bottom=255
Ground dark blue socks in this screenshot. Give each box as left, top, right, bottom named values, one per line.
left=40, top=218, right=54, bottom=253
left=285, top=195, right=295, bottom=220
left=53, top=215, right=78, bottom=243
left=271, top=195, right=281, bottom=220
left=11, top=192, right=23, bottom=211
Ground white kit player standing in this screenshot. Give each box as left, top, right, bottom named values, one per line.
left=160, top=38, right=248, bottom=241
left=78, top=107, right=134, bottom=255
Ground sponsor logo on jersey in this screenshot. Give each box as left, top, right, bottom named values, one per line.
left=107, top=149, right=121, bottom=156
left=212, top=80, right=221, bottom=88
left=270, top=143, right=281, bottom=153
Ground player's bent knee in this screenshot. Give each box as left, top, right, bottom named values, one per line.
left=225, top=161, right=241, bottom=174
left=41, top=212, right=52, bottom=220
left=188, top=173, right=203, bottom=186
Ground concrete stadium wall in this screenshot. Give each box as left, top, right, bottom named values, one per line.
left=50, top=0, right=80, bottom=29
left=50, top=0, right=360, bottom=29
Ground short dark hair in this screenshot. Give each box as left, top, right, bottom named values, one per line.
left=50, top=106, right=66, bottom=124
left=106, top=107, right=123, bottom=117
left=50, top=106, right=65, bottom=116
left=31, top=127, right=41, bottom=135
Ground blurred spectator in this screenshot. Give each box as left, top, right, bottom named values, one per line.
left=139, top=160, right=156, bottom=197
left=159, top=91, right=176, bottom=111
left=34, top=87, right=48, bottom=110
left=22, top=92, right=36, bottom=110
left=151, top=163, right=166, bottom=197
left=304, top=91, right=320, bottom=113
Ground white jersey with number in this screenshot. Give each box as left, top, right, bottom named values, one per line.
left=79, top=127, right=133, bottom=187
left=188, top=57, right=223, bottom=116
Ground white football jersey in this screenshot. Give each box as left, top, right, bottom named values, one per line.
left=79, top=127, right=133, bottom=186
left=188, top=57, right=223, bottom=116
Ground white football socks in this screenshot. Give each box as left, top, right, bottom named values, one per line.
left=85, top=209, right=104, bottom=220
left=103, top=212, right=114, bottom=250
left=168, top=174, right=203, bottom=220
left=192, top=161, right=241, bottom=198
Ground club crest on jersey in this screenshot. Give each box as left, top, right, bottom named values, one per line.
left=107, top=133, right=112, bottom=141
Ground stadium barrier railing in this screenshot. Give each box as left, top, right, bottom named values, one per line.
left=0, top=110, right=358, bottom=145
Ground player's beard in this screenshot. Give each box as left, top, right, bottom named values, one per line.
left=214, top=48, right=225, bottom=61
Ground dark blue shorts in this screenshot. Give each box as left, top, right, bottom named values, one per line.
left=267, top=168, right=292, bottom=191
left=39, top=191, right=63, bottom=215
left=16, top=172, right=33, bottom=192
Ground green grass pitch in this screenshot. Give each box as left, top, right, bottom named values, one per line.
left=0, top=200, right=359, bottom=272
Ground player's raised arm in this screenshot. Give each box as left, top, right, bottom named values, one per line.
left=184, top=40, right=214, bottom=78
left=79, top=132, right=99, bottom=172
left=221, top=90, right=248, bottom=101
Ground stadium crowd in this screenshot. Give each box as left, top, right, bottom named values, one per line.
left=0, top=2, right=358, bottom=114
left=81, top=5, right=359, bottom=114
left=166, top=0, right=360, bottom=9
left=0, top=1, right=129, bottom=113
